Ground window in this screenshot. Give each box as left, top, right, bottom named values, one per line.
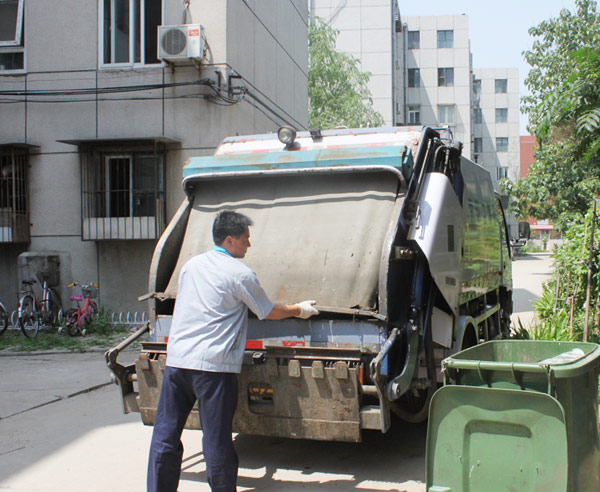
left=496, top=108, right=508, bottom=123
left=81, top=148, right=166, bottom=240
left=437, top=30, right=453, bottom=48
left=408, top=30, right=420, bottom=49
left=496, top=137, right=508, bottom=152
left=473, top=79, right=481, bottom=96
left=0, top=0, right=25, bottom=71
left=0, top=146, right=29, bottom=243
left=495, top=78, right=508, bottom=93
left=438, top=67, right=454, bottom=87
left=438, top=105, right=455, bottom=125
left=497, top=167, right=509, bottom=180
left=408, top=105, right=420, bottom=124
left=473, top=107, right=482, bottom=124
left=474, top=137, right=482, bottom=153
left=408, top=68, right=420, bottom=87
left=101, top=0, right=162, bottom=66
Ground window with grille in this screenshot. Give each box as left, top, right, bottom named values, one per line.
left=408, top=68, right=420, bottom=87
left=496, top=108, right=508, bottom=123
left=437, top=30, right=453, bottom=48
left=438, top=67, right=454, bottom=87
left=474, top=137, right=482, bottom=153
left=497, top=167, right=509, bottom=180
left=0, top=0, right=25, bottom=71
left=81, top=149, right=166, bottom=240
left=0, top=148, right=29, bottom=243
left=408, top=105, right=420, bottom=124
left=495, top=78, right=508, bottom=93
left=496, top=137, right=509, bottom=152
left=408, top=30, right=420, bottom=49
left=474, top=107, right=482, bottom=124
left=100, top=0, right=162, bottom=66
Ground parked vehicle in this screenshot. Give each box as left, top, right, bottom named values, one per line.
left=63, top=282, right=98, bottom=336
left=107, top=126, right=513, bottom=442
left=17, top=272, right=62, bottom=339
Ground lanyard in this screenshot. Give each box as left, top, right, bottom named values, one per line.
left=212, top=245, right=232, bottom=257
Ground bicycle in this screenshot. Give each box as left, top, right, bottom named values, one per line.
left=64, top=282, right=98, bottom=336
left=0, top=299, right=9, bottom=335
left=17, top=274, right=62, bottom=339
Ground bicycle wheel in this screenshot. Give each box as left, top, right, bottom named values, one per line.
left=0, top=303, right=9, bottom=335
left=19, top=295, right=40, bottom=339
left=45, top=290, right=62, bottom=328
left=65, top=308, right=80, bottom=337
left=84, top=302, right=99, bottom=325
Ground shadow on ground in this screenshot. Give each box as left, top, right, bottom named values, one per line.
left=180, top=417, right=427, bottom=490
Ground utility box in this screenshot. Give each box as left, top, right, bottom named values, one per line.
left=17, top=252, right=70, bottom=306
left=427, top=340, right=600, bottom=492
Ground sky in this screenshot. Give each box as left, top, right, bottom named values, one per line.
left=399, top=0, right=579, bottom=134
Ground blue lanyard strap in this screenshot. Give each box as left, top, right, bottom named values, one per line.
left=212, top=245, right=232, bottom=257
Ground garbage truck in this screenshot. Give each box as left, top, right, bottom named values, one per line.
left=106, top=125, right=513, bottom=442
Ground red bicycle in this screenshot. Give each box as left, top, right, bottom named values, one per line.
left=64, top=282, right=98, bottom=336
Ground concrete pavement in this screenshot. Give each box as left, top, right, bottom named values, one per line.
left=510, top=252, right=554, bottom=329
left=0, top=253, right=553, bottom=491
left=0, top=350, right=426, bottom=491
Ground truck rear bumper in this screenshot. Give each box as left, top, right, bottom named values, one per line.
left=121, top=342, right=383, bottom=442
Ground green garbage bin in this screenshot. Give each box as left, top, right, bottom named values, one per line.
left=426, top=340, right=600, bottom=492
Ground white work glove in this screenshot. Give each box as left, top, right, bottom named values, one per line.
left=295, top=300, right=319, bottom=319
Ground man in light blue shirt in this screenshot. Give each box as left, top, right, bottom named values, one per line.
left=148, top=211, right=318, bottom=492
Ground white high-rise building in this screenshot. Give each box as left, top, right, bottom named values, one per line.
left=472, top=68, right=521, bottom=185
left=310, top=4, right=521, bottom=191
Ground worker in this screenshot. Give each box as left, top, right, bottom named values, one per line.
left=147, top=210, right=319, bottom=492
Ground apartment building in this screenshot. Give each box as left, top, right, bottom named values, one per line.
left=472, top=68, right=520, bottom=184
left=0, top=0, right=308, bottom=313
left=397, top=14, right=473, bottom=158
left=311, top=4, right=521, bottom=192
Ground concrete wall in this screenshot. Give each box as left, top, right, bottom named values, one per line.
left=0, top=0, right=308, bottom=313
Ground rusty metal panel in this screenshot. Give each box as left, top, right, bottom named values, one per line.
left=164, top=172, right=399, bottom=310
left=135, top=352, right=364, bottom=441
left=233, top=363, right=362, bottom=442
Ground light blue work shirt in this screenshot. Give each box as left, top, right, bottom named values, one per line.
left=166, top=249, right=274, bottom=373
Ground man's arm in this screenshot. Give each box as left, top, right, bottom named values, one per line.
left=264, top=300, right=319, bottom=320
left=265, top=303, right=301, bottom=320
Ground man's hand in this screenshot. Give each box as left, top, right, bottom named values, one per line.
left=295, top=300, right=319, bottom=319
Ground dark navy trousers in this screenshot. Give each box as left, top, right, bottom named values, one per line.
left=147, top=366, right=239, bottom=492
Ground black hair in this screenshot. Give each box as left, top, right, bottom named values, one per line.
left=212, top=211, right=253, bottom=245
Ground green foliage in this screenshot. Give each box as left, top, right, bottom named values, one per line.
left=308, top=17, right=384, bottom=129
left=503, top=139, right=600, bottom=228
left=509, top=0, right=600, bottom=226
left=516, top=203, right=600, bottom=343
left=522, top=0, right=600, bottom=134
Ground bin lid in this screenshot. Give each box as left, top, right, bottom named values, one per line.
left=426, top=386, right=568, bottom=492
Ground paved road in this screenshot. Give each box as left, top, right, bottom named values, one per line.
left=510, top=253, right=554, bottom=329
left=0, top=254, right=552, bottom=491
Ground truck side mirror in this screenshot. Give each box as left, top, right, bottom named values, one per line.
left=518, top=221, right=531, bottom=240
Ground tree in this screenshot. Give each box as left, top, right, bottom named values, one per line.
left=509, top=0, right=600, bottom=227
left=522, top=0, right=600, bottom=134
left=308, top=17, right=384, bottom=130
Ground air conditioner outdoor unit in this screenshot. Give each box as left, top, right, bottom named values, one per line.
left=158, top=24, right=203, bottom=61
